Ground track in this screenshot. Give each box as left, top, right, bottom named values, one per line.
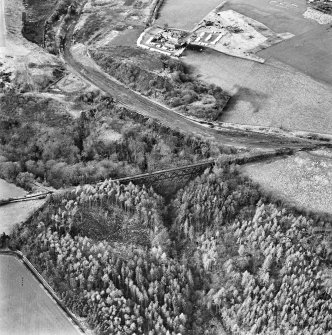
left=0, top=192, right=51, bottom=207
left=61, top=8, right=319, bottom=152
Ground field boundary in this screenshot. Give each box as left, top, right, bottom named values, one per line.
left=0, top=250, right=86, bottom=334
left=146, top=0, right=165, bottom=27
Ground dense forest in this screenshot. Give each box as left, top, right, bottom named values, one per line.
left=10, top=164, right=332, bottom=334
left=11, top=181, right=196, bottom=335
left=0, top=92, right=235, bottom=189
left=9, top=1, right=332, bottom=334
left=169, top=165, right=332, bottom=334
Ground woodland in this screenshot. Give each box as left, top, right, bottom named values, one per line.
left=0, top=92, right=234, bottom=189
left=91, top=47, right=230, bottom=121
left=6, top=1, right=332, bottom=334
left=10, top=164, right=332, bottom=335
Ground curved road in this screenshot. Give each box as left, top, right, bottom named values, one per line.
left=63, top=12, right=316, bottom=151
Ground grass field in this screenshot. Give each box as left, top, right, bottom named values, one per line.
left=156, top=0, right=332, bottom=134
left=0, top=179, right=26, bottom=200
left=0, top=255, right=81, bottom=335
left=184, top=49, right=332, bottom=134
left=0, top=179, right=46, bottom=235
left=169, top=0, right=332, bottom=134
left=223, top=0, right=332, bottom=84
left=0, top=200, right=46, bottom=235
left=241, top=149, right=332, bottom=215
left=155, top=0, right=222, bottom=31
left=258, top=25, right=332, bottom=85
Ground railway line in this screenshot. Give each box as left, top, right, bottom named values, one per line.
left=0, top=145, right=313, bottom=207
left=61, top=4, right=321, bottom=152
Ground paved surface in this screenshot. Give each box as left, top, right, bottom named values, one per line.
left=0, top=255, right=81, bottom=335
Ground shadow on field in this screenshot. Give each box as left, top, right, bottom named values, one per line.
left=220, top=85, right=268, bottom=118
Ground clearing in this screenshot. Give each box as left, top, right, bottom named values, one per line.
left=74, top=0, right=154, bottom=48
left=0, top=0, right=63, bottom=92
left=0, top=254, right=81, bottom=335
left=188, top=8, right=293, bottom=62
left=241, top=149, right=332, bottom=215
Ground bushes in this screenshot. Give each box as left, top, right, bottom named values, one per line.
left=16, top=172, right=35, bottom=191
left=311, top=1, right=332, bottom=14
left=0, top=93, right=232, bottom=189
left=0, top=161, right=22, bottom=182
left=91, top=47, right=230, bottom=121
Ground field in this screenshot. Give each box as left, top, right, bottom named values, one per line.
left=0, top=179, right=26, bottom=199
left=170, top=0, right=332, bottom=134
left=184, top=49, right=332, bottom=134
left=0, top=200, right=46, bottom=235
left=74, top=0, right=152, bottom=48
left=241, top=149, right=332, bottom=215
left=0, top=255, right=81, bottom=335
left=155, top=0, right=222, bottom=30
left=258, top=24, right=332, bottom=85
left=0, top=179, right=46, bottom=235
left=220, top=0, right=332, bottom=84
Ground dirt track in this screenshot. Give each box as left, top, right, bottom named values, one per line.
left=66, top=46, right=318, bottom=150
left=0, top=255, right=81, bottom=335
left=63, top=15, right=321, bottom=153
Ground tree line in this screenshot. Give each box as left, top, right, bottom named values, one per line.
left=0, top=93, right=235, bottom=189
left=169, top=164, right=332, bottom=334
left=11, top=162, right=332, bottom=334
left=91, top=47, right=230, bottom=121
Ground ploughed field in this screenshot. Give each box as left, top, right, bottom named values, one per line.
left=241, top=149, right=332, bottom=215
left=158, top=0, right=332, bottom=134
left=0, top=255, right=81, bottom=335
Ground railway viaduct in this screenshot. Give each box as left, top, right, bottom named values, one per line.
left=0, top=147, right=302, bottom=206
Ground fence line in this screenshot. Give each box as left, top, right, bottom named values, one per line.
left=0, top=250, right=86, bottom=334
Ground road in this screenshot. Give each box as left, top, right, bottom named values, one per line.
left=0, top=255, right=82, bottom=335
